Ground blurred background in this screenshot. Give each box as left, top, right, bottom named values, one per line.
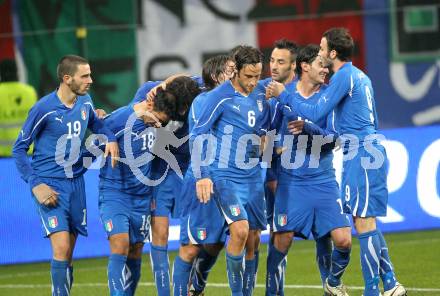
left=1, top=0, right=439, bottom=265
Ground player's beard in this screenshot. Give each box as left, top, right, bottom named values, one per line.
left=69, top=78, right=89, bottom=96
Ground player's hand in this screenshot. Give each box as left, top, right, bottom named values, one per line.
left=146, top=83, right=165, bottom=102
left=267, top=81, right=285, bottom=98
left=95, top=109, right=107, bottom=119
left=196, top=178, right=214, bottom=203
left=104, top=142, right=119, bottom=168
left=287, top=120, right=305, bottom=135
left=32, top=183, right=59, bottom=207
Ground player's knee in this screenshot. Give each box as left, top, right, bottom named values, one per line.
left=110, top=237, right=130, bottom=255
left=273, top=232, right=293, bottom=253
left=128, top=243, right=144, bottom=259
left=52, top=241, right=72, bottom=260
left=334, top=236, right=352, bottom=249
left=179, top=245, right=200, bottom=262
left=230, top=222, right=249, bottom=243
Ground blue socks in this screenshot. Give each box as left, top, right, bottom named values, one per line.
left=327, top=246, right=351, bottom=287
left=315, top=236, right=332, bottom=286
left=108, top=254, right=131, bottom=296
left=226, top=251, right=245, bottom=296
left=126, top=258, right=141, bottom=296
left=266, top=244, right=287, bottom=296
left=173, top=255, right=192, bottom=296
left=191, top=248, right=219, bottom=292
left=150, top=244, right=170, bottom=296
left=359, top=230, right=381, bottom=296
left=253, top=250, right=260, bottom=288
left=377, top=230, right=398, bottom=291
left=243, top=258, right=256, bottom=296
left=51, top=259, right=70, bottom=296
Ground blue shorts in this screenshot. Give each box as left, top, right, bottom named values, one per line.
left=152, top=171, right=183, bottom=218
left=179, top=173, right=227, bottom=245
left=273, top=181, right=350, bottom=239
left=99, top=190, right=151, bottom=244
left=213, top=179, right=266, bottom=231
left=33, top=176, right=87, bottom=238
left=341, top=146, right=388, bottom=218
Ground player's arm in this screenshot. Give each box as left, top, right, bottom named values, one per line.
left=87, top=103, right=119, bottom=168
left=12, top=105, right=59, bottom=206
left=190, top=93, right=228, bottom=203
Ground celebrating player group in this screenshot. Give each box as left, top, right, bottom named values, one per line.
left=13, top=27, right=407, bottom=296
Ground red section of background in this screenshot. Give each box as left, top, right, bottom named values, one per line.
left=257, top=16, right=365, bottom=71
left=0, top=0, right=15, bottom=60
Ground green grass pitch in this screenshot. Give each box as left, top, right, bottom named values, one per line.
left=1, top=230, right=439, bottom=295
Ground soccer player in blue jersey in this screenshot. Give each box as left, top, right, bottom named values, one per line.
left=266, top=44, right=352, bottom=296
left=172, top=55, right=235, bottom=296
left=98, top=86, right=193, bottom=296
left=255, top=39, right=299, bottom=296
left=268, top=28, right=407, bottom=296
left=190, top=46, right=269, bottom=296
left=130, top=76, right=201, bottom=296
left=12, top=55, right=119, bottom=296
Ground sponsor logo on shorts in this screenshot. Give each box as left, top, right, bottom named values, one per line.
left=230, top=205, right=241, bottom=217
left=278, top=214, right=287, bottom=227
left=105, top=220, right=113, bottom=232
left=197, top=228, right=207, bottom=241
left=48, top=216, right=58, bottom=228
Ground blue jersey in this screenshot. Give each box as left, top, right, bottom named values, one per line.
left=99, top=105, right=154, bottom=196
left=189, top=80, right=270, bottom=182
left=284, top=62, right=378, bottom=139
left=13, top=90, right=115, bottom=189
left=276, top=83, right=338, bottom=185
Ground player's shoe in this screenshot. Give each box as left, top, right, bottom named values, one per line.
left=324, top=278, right=349, bottom=296
left=383, top=283, right=407, bottom=296
left=189, top=284, right=205, bottom=296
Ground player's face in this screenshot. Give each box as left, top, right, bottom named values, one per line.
left=145, top=110, right=169, bottom=128
left=308, top=56, right=329, bottom=84
left=68, top=64, right=93, bottom=96
left=236, top=63, right=262, bottom=95
left=218, top=60, right=236, bottom=84
left=319, top=37, right=333, bottom=68
left=270, top=48, right=294, bottom=83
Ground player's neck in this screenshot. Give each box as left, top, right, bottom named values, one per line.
left=57, top=84, right=77, bottom=108
left=282, top=72, right=296, bottom=85
left=231, top=79, right=249, bottom=96
left=296, top=78, right=320, bottom=98
left=332, top=59, right=347, bottom=73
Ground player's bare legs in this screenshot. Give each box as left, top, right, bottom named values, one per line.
left=152, top=216, right=170, bottom=246
left=323, top=227, right=352, bottom=296
left=49, top=231, right=76, bottom=293
left=228, top=220, right=249, bottom=255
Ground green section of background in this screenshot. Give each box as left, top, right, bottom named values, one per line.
left=18, top=0, right=138, bottom=110
left=0, top=230, right=440, bottom=295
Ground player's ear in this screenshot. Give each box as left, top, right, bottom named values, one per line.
left=145, top=99, right=154, bottom=111
left=63, top=74, right=72, bottom=84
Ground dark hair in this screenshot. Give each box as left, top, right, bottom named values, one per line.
left=0, top=59, right=18, bottom=82
left=57, top=55, right=89, bottom=82
left=322, top=27, right=354, bottom=61
left=274, top=39, right=299, bottom=63
left=295, top=44, right=320, bottom=78
left=165, top=76, right=201, bottom=121
left=202, top=55, right=230, bottom=90
left=153, top=87, right=177, bottom=122
left=233, top=45, right=263, bottom=72
left=228, top=45, right=246, bottom=61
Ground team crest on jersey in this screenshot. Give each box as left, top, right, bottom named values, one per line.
left=80, top=106, right=87, bottom=120
left=278, top=214, right=287, bottom=227
left=257, top=100, right=263, bottom=112
left=230, top=205, right=241, bottom=217
left=197, top=228, right=207, bottom=241
left=104, top=220, right=113, bottom=232
left=48, top=216, right=58, bottom=228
